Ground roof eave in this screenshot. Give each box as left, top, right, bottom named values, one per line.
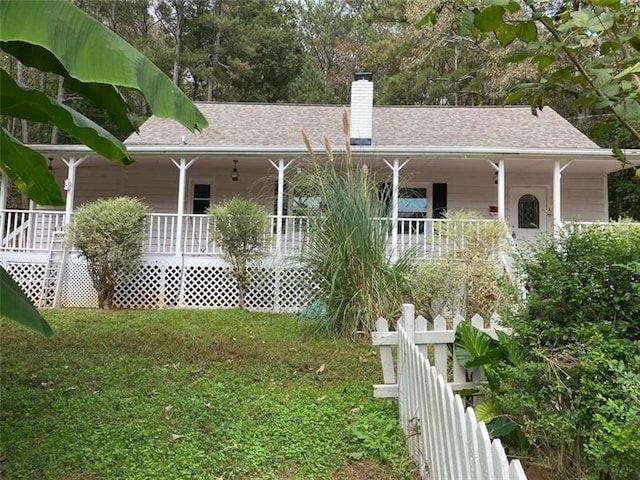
left=28, top=144, right=640, bottom=162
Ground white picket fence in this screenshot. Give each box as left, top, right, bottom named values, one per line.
left=373, top=304, right=527, bottom=480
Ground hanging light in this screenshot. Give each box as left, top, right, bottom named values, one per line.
left=231, top=160, right=239, bottom=182
left=48, top=157, right=54, bottom=172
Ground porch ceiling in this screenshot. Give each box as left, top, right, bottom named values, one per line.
left=40, top=145, right=638, bottom=176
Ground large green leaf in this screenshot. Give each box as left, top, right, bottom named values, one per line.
left=0, top=128, right=64, bottom=206
left=0, top=0, right=208, bottom=133
left=0, top=266, right=53, bottom=337
left=0, top=41, right=137, bottom=132
left=454, top=321, right=500, bottom=369
left=486, top=416, right=518, bottom=437
left=0, top=69, right=133, bottom=165
left=494, top=23, right=518, bottom=46
left=474, top=5, right=505, bottom=32
left=516, top=21, right=538, bottom=42
left=474, top=397, right=502, bottom=422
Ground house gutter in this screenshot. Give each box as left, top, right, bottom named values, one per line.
left=29, top=144, right=640, bottom=163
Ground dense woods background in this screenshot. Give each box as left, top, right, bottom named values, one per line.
left=1, top=0, right=638, bottom=218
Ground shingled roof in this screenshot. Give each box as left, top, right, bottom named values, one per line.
left=125, top=103, right=598, bottom=150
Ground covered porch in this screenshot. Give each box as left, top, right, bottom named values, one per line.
left=1, top=144, right=638, bottom=311
left=1, top=143, right=633, bottom=259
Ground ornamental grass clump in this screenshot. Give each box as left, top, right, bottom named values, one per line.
left=299, top=118, right=414, bottom=338
left=66, top=196, right=149, bottom=309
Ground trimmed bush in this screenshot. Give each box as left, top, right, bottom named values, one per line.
left=208, top=197, right=269, bottom=310
left=66, top=197, right=149, bottom=309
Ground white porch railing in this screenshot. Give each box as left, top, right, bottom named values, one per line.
left=0, top=209, right=506, bottom=259
left=374, top=304, right=527, bottom=480
left=0, top=209, right=65, bottom=252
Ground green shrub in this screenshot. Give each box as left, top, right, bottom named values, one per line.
left=495, top=223, right=640, bottom=479
left=412, top=210, right=514, bottom=321
left=66, top=196, right=149, bottom=309
left=208, top=197, right=269, bottom=310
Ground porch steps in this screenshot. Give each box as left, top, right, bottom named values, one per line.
left=39, top=231, right=67, bottom=308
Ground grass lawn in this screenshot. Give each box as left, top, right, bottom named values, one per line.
left=0, top=309, right=414, bottom=479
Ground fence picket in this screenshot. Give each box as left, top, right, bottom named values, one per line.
left=375, top=317, right=396, bottom=385
left=415, top=315, right=428, bottom=358
left=374, top=306, right=528, bottom=480
left=452, top=314, right=467, bottom=386
left=433, top=315, right=447, bottom=378
left=492, top=438, right=511, bottom=480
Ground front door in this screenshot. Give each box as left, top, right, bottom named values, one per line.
left=509, top=186, right=548, bottom=245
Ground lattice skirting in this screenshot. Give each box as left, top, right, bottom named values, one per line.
left=2, top=253, right=316, bottom=312
left=1, top=254, right=47, bottom=305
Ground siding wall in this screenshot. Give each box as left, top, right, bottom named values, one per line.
left=50, top=157, right=609, bottom=222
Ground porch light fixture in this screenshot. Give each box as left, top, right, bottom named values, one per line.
left=231, top=160, right=239, bottom=182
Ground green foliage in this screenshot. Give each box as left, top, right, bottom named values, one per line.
left=412, top=210, right=515, bottom=320
left=609, top=166, right=640, bottom=220
left=208, top=197, right=269, bottom=310
left=421, top=0, right=640, bottom=142
left=0, top=309, right=414, bottom=479
left=411, top=258, right=466, bottom=320
left=298, top=142, right=414, bottom=339
left=0, top=266, right=53, bottom=337
left=494, top=224, right=640, bottom=479
left=454, top=321, right=519, bottom=438
left=66, top=197, right=150, bottom=309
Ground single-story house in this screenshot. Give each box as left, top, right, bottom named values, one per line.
left=2, top=74, right=639, bottom=310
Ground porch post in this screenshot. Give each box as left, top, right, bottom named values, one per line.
left=553, top=160, right=561, bottom=232
left=498, top=159, right=505, bottom=221
left=488, top=160, right=505, bottom=221
left=268, top=158, right=293, bottom=257
left=384, top=159, right=409, bottom=261
left=61, top=156, right=87, bottom=227
left=553, top=160, right=573, bottom=234
left=171, top=157, right=198, bottom=255
left=0, top=173, right=8, bottom=243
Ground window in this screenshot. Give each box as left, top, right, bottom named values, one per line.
left=398, top=187, right=427, bottom=233
left=380, top=184, right=428, bottom=233
left=398, top=187, right=428, bottom=219
left=192, top=183, right=212, bottom=214
left=518, top=194, right=539, bottom=229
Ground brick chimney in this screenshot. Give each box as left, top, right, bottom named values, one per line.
left=349, top=73, right=373, bottom=146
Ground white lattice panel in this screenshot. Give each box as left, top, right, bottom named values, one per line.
left=180, top=264, right=237, bottom=307
left=3, top=251, right=316, bottom=312
left=246, top=267, right=277, bottom=310
left=277, top=267, right=318, bottom=312
left=4, top=261, right=46, bottom=304
left=114, top=264, right=164, bottom=309
left=62, top=258, right=98, bottom=308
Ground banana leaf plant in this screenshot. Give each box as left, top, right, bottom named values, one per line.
left=0, top=266, right=53, bottom=337
left=0, top=0, right=209, bottom=334
left=454, top=321, right=519, bottom=437
left=0, top=0, right=208, bottom=206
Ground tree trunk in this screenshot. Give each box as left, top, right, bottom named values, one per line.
left=16, top=62, right=29, bottom=143
left=172, top=5, right=183, bottom=85
left=50, top=76, right=64, bottom=144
